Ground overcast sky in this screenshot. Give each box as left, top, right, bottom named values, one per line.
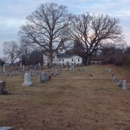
left=0, top=0, right=130, bottom=57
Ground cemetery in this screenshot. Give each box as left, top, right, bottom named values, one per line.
left=0, top=64, right=130, bottom=130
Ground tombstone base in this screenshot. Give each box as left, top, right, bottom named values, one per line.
left=2, top=89, right=8, bottom=94
left=0, top=126, right=13, bottom=130
left=22, top=82, right=32, bottom=87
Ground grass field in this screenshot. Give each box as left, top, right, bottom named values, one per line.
left=0, top=65, right=130, bottom=130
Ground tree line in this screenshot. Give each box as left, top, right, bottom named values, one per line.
left=2, top=3, right=129, bottom=67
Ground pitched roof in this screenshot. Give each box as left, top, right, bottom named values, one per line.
left=57, top=53, right=73, bottom=58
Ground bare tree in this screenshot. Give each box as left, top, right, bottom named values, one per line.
left=69, top=13, right=123, bottom=65
left=3, top=41, right=20, bottom=64
left=19, top=3, right=70, bottom=67
left=18, top=40, right=33, bottom=65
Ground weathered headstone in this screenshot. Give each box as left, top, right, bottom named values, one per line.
left=38, top=63, right=41, bottom=70
left=71, top=65, right=75, bottom=73
left=3, top=65, right=5, bottom=73
left=91, top=69, right=94, bottom=72
left=70, top=66, right=72, bottom=71
left=60, top=69, right=62, bottom=73
left=122, top=80, right=127, bottom=90
left=4, top=71, right=9, bottom=76
left=117, top=80, right=123, bottom=87
left=109, top=69, right=111, bottom=72
left=20, top=62, right=22, bottom=68
left=21, top=71, right=25, bottom=79
left=41, top=72, right=47, bottom=82
left=53, top=71, right=57, bottom=77
left=112, top=76, right=117, bottom=82
left=46, top=72, right=50, bottom=80
left=15, top=70, right=18, bottom=76
left=0, top=81, right=8, bottom=94
left=35, top=71, right=38, bottom=76
left=22, top=73, right=32, bottom=86
left=29, top=69, right=33, bottom=77
left=38, top=73, right=42, bottom=83
left=12, top=70, right=17, bottom=76
left=106, top=68, right=108, bottom=72
left=32, top=70, right=35, bottom=76
left=56, top=69, right=60, bottom=75
left=11, top=71, right=14, bottom=76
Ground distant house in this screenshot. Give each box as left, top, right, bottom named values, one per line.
left=57, top=53, right=82, bottom=66
left=43, top=48, right=83, bottom=66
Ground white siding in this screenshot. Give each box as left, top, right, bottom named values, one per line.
left=57, top=55, right=82, bottom=65
left=43, top=54, right=82, bottom=66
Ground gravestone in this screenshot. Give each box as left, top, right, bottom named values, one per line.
left=117, top=80, right=123, bottom=87
left=91, top=69, right=94, bottom=72
left=59, top=69, right=62, bottom=73
left=41, top=72, right=47, bottom=82
left=46, top=72, right=50, bottom=80
left=56, top=69, right=60, bottom=75
left=39, top=63, right=41, bottom=69
left=53, top=71, right=57, bottom=77
left=112, top=76, right=117, bottom=82
left=106, top=68, right=111, bottom=72
left=70, top=66, right=72, bottom=71
left=21, top=71, right=25, bottom=79
left=22, top=73, right=32, bottom=86
left=4, top=71, right=9, bottom=76
left=0, top=81, right=8, bottom=94
left=122, top=80, right=127, bottom=90
left=109, top=69, right=111, bottom=72
left=32, top=70, right=35, bottom=76
left=106, top=68, right=109, bottom=72
left=15, top=70, right=18, bottom=76
left=38, top=72, right=42, bottom=83
left=20, top=62, right=22, bottom=68
left=0, top=126, right=13, bottom=130
left=11, top=71, right=14, bottom=76
left=12, top=71, right=17, bottom=76
left=71, top=65, right=75, bottom=73
left=35, top=71, right=38, bottom=76
left=3, top=65, right=5, bottom=73
left=29, top=69, right=33, bottom=77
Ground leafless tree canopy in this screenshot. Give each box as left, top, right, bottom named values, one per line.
left=19, top=3, right=70, bottom=67
left=69, top=13, right=123, bottom=65
left=18, top=3, right=126, bottom=66
left=3, top=41, right=20, bottom=64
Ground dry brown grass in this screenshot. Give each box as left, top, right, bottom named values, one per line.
left=0, top=65, right=130, bottom=130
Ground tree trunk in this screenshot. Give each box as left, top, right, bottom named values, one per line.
left=86, top=57, right=90, bottom=66
left=49, top=53, right=53, bottom=68
left=83, top=56, right=90, bottom=66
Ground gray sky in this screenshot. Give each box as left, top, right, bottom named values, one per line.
left=0, top=0, right=130, bottom=57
